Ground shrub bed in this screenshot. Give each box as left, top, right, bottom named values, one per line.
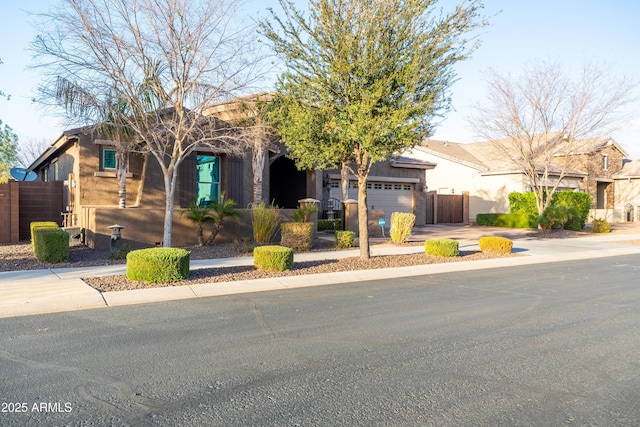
left=335, top=230, right=355, bottom=248
left=254, top=245, right=294, bottom=271
left=33, top=228, right=69, bottom=263
left=476, top=213, right=534, bottom=228
left=479, top=236, right=513, bottom=254
left=126, top=248, right=190, bottom=283
left=425, top=238, right=459, bottom=257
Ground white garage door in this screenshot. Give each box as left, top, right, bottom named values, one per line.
left=330, top=180, right=414, bottom=224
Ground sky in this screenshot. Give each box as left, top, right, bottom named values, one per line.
left=1, top=0, right=639, bottom=159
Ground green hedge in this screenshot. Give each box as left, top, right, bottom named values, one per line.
left=318, top=219, right=342, bottom=231
left=476, top=213, right=535, bottom=228
left=478, top=236, right=513, bottom=254
left=30, top=221, right=60, bottom=251
left=254, top=245, right=294, bottom=271
left=335, top=230, right=355, bottom=248
left=33, top=228, right=69, bottom=263
left=553, top=191, right=592, bottom=230
left=425, top=238, right=459, bottom=257
left=509, top=191, right=592, bottom=230
left=126, top=248, right=190, bottom=283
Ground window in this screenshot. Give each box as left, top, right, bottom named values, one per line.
left=394, top=184, right=402, bottom=190
left=602, top=154, right=609, bottom=171
left=103, top=148, right=117, bottom=170
left=196, top=155, right=220, bottom=206
left=330, top=181, right=340, bottom=188
left=403, top=184, right=412, bottom=191
left=384, top=184, right=392, bottom=190
left=374, top=183, right=382, bottom=189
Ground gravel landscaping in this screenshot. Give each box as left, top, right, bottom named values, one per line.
left=1, top=237, right=517, bottom=293
left=83, top=249, right=519, bottom=292
left=4, top=225, right=639, bottom=294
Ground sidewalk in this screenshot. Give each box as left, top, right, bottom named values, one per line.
left=3, top=226, right=640, bottom=319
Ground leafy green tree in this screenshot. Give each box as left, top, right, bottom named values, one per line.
left=0, top=120, right=19, bottom=183
left=260, top=0, right=487, bottom=260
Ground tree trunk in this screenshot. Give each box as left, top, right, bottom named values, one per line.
left=163, top=172, right=176, bottom=248
left=196, top=224, right=204, bottom=246
left=205, top=223, right=222, bottom=245
left=252, top=140, right=265, bottom=205
left=357, top=175, right=370, bottom=260
left=341, top=161, right=349, bottom=202
left=116, top=148, right=127, bottom=208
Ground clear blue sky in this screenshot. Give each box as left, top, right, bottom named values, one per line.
left=1, top=0, right=639, bottom=156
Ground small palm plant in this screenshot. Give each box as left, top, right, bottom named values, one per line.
left=182, top=193, right=242, bottom=246
left=205, top=194, right=242, bottom=245
left=182, top=204, right=215, bottom=246
left=292, top=203, right=319, bottom=222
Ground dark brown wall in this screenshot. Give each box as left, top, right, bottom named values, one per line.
left=0, top=182, right=20, bottom=243
left=17, top=181, right=64, bottom=240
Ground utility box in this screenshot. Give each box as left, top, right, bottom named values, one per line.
left=62, top=227, right=82, bottom=246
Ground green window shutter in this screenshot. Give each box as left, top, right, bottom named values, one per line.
left=103, top=149, right=117, bottom=169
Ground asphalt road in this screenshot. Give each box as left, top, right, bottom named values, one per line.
left=2, top=254, right=640, bottom=426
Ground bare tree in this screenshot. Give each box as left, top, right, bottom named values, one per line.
left=205, top=92, right=278, bottom=205
left=0, top=58, right=9, bottom=101
left=18, top=136, right=51, bottom=168
left=470, top=61, right=637, bottom=217
left=31, top=0, right=265, bottom=246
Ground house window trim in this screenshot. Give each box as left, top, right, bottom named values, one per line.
left=103, top=148, right=117, bottom=170
left=94, top=147, right=133, bottom=178
left=196, top=154, right=221, bottom=207
left=602, top=154, right=609, bottom=171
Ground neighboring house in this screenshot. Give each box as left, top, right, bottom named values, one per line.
left=28, top=101, right=432, bottom=249
left=612, top=159, right=640, bottom=222
left=405, top=137, right=634, bottom=223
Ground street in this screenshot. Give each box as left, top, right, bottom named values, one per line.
left=2, top=254, right=640, bottom=426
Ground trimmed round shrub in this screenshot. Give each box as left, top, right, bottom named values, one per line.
left=335, top=230, right=355, bottom=248
left=425, top=238, right=459, bottom=257
left=254, top=245, right=294, bottom=271
left=33, top=228, right=69, bottom=263
left=281, top=222, right=314, bottom=252
left=126, top=248, right=190, bottom=283
left=591, top=219, right=611, bottom=233
left=479, top=236, right=513, bottom=254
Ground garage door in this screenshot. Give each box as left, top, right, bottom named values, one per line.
left=330, top=180, right=414, bottom=223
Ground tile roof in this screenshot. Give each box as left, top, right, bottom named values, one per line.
left=614, top=159, right=640, bottom=178
left=417, top=135, right=625, bottom=177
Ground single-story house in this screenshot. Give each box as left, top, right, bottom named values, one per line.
left=404, top=136, right=638, bottom=223
left=28, top=99, right=433, bottom=249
